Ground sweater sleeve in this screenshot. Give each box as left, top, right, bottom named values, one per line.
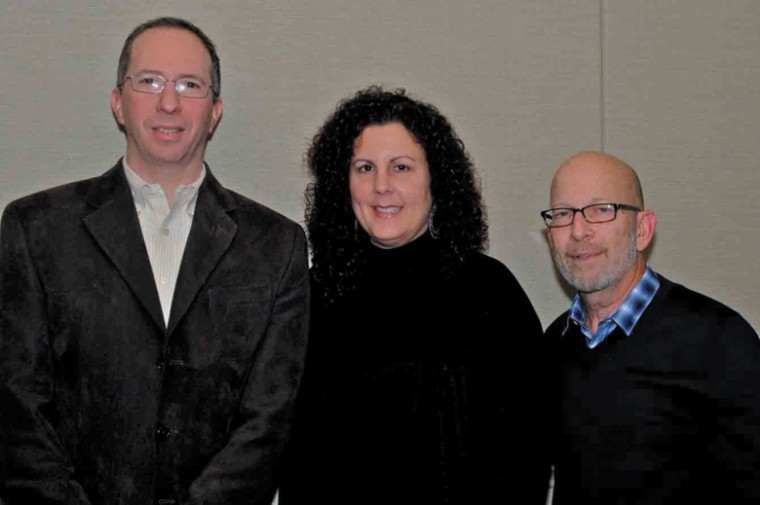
left=462, top=256, right=552, bottom=504
left=702, top=309, right=760, bottom=500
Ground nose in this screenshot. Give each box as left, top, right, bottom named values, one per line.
left=373, top=167, right=391, bottom=194
left=569, top=211, right=593, bottom=241
left=156, top=82, right=181, bottom=114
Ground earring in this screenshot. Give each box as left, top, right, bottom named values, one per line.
left=428, top=204, right=439, bottom=240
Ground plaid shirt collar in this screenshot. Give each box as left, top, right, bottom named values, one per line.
left=562, top=265, right=660, bottom=348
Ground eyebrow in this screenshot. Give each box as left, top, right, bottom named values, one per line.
left=352, top=155, right=417, bottom=163
left=132, top=69, right=207, bottom=81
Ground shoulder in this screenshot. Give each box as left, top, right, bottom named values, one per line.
left=640, top=274, right=758, bottom=352
left=224, top=188, right=301, bottom=231
left=457, top=252, right=520, bottom=285
left=1, top=165, right=122, bottom=235
left=3, top=174, right=105, bottom=222
left=203, top=177, right=305, bottom=242
left=206, top=185, right=307, bottom=270
left=654, top=275, right=754, bottom=330
left=454, top=252, right=542, bottom=323
left=545, top=310, right=570, bottom=338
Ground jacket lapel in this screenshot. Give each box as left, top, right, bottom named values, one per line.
left=82, top=161, right=165, bottom=332
left=167, top=169, right=238, bottom=335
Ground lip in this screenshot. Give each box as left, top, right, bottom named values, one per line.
left=372, top=206, right=402, bottom=217
left=151, top=125, right=185, bottom=141
left=567, top=250, right=604, bottom=262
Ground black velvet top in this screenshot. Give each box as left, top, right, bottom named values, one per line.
left=280, top=233, right=551, bottom=504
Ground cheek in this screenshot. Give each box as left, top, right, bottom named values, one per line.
left=348, top=176, right=372, bottom=220
left=348, top=174, right=362, bottom=205
left=411, top=175, right=432, bottom=211
left=548, top=231, right=573, bottom=260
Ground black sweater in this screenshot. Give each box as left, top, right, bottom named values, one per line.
left=546, top=275, right=760, bottom=504
left=280, top=233, right=550, bottom=504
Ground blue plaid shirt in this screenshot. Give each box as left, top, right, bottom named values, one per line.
left=562, top=265, right=660, bottom=349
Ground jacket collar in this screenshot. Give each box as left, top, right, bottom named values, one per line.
left=82, top=160, right=238, bottom=336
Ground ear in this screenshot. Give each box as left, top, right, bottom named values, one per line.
left=111, top=87, right=125, bottom=126
left=635, top=209, right=657, bottom=252
left=209, top=98, right=223, bottom=134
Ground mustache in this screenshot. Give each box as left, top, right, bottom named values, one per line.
left=564, top=244, right=606, bottom=257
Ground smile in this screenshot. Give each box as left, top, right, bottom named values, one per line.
left=374, top=206, right=401, bottom=215
left=154, top=127, right=182, bottom=134
left=568, top=250, right=603, bottom=262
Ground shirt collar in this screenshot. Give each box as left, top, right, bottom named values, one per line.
left=562, top=265, right=660, bottom=344
left=122, top=159, right=206, bottom=213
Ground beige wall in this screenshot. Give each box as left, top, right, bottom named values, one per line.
left=1, top=0, right=758, bottom=332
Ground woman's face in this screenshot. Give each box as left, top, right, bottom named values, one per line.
left=349, top=122, right=432, bottom=249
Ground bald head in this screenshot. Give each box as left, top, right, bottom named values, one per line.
left=550, top=151, right=644, bottom=209
left=545, top=150, right=657, bottom=303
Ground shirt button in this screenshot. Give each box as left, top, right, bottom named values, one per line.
left=160, top=277, right=167, bottom=285
left=162, top=228, right=170, bottom=236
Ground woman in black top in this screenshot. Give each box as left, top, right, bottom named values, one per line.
left=279, top=86, right=550, bottom=504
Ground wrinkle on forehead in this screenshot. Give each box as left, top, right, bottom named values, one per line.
left=550, top=151, right=644, bottom=208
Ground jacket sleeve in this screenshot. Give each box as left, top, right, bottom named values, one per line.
left=0, top=205, right=92, bottom=504
left=186, top=224, right=310, bottom=505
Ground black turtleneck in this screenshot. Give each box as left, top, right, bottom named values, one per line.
left=280, top=233, right=551, bottom=504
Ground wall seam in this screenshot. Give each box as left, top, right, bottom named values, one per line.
left=600, top=0, right=607, bottom=152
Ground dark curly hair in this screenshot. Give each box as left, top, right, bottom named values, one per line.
left=306, top=86, right=488, bottom=304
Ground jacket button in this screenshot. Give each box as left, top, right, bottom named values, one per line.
left=156, top=424, right=174, bottom=440
left=156, top=362, right=164, bottom=372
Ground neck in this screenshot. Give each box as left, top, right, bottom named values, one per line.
left=580, top=255, right=647, bottom=332
left=125, top=156, right=203, bottom=207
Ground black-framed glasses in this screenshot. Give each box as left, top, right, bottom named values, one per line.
left=540, top=203, right=641, bottom=228
left=120, top=71, right=215, bottom=99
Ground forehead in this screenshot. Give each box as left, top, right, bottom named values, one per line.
left=129, top=27, right=212, bottom=77
left=550, top=158, right=637, bottom=206
left=353, top=123, right=423, bottom=153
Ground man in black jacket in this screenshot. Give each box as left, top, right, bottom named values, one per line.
left=541, top=151, right=760, bottom=504
left=0, top=17, right=309, bottom=505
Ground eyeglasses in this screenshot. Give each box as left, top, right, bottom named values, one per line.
left=540, top=203, right=641, bottom=228
left=120, top=72, right=215, bottom=99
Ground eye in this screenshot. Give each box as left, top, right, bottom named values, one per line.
left=394, top=164, right=410, bottom=172
left=136, top=73, right=160, bottom=86
left=180, top=78, right=203, bottom=90
left=552, top=209, right=571, bottom=219
left=354, top=163, right=374, bottom=173
left=591, top=204, right=615, bottom=216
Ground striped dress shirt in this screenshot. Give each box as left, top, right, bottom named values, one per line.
left=123, top=161, right=205, bottom=326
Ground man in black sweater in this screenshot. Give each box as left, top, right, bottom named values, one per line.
left=541, top=151, right=760, bottom=504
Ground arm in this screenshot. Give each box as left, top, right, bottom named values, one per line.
left=707, top=316, right=760, bottom=500
left=186, top=225, right=310, bottom=505
left=465, top=259, right=552, bottom=503
left=0, top=205, right=92, bottom=504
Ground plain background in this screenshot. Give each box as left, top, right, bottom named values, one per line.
left=1, top=0, right=758, bottom=335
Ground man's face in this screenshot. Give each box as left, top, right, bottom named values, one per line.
left=111, top=27, right=223, bottom=173
left=547, top=156, right=643, bottom=294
